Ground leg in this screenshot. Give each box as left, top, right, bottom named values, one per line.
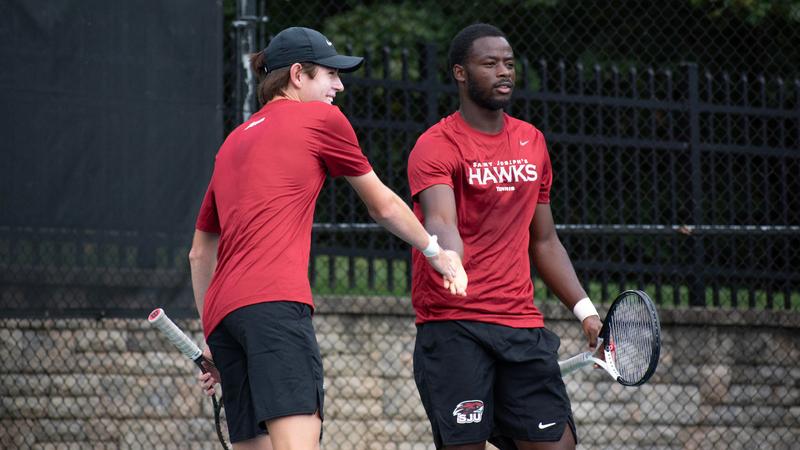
left=233, top=434, right=273, bottom=450
left=514, top=424, right=576, bottom=450
left=414, top=321, right=497, bottom=449
left=208, top=319, right=270, bottom=445
left=444, top=443, right=486, bottom=450
left=244, top=303, right=323, bottom=449
left=266, top=412, right=322, bottom=450
left=213, top=303, right=323, bottom=448
left=490, top=327, right=577, bottom=449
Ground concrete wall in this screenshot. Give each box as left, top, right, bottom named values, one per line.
left=1, top=297, right=798, bottom=449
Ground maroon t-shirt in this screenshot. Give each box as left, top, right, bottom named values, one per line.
left=408, top=111, right=552, bottom=328
left=196, top=99, right=372, bottom=338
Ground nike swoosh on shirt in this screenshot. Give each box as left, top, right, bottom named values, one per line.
left=520, top=140, right=530, bottom=146
left=538, top=422, right=556, bottom=430
left=245, top=117, right=265, bottom=130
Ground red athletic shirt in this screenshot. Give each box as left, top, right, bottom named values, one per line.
left=407, top=111, right=552, bottom=328
left=196, top=99, right=372, bottom=338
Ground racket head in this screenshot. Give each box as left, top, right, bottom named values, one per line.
left=600, top=290, right=661, bottom=386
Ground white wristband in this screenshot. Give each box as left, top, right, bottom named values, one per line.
left=422, top=235, right=440, bottom=257
left=572, top=297, right=598, bottom=322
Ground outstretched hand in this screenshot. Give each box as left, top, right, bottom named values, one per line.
left=427, top=249, right=467, bottom=296
left=198, top=346, right=221, bottom=397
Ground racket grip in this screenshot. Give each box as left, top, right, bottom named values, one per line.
left=148, top=308, right=203, bottom=362
left=559, top=351, right=594, bottom=375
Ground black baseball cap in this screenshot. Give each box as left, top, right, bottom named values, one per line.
left=264, top=27, right=363, bottom=73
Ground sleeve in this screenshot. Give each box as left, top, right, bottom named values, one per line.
left=537, top=138, right=553, bottom=204
left=316, top=107, right=373, bottom=177
left=407, top=133, right=457, bottom=200
left=195, top=181, right=221, bottom=233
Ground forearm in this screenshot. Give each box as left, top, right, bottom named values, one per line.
left=188, top=231, right=219, bottom=319
left=347, top=171, right=434, bottom=251
left=190, top=256, right=216, bottom=316
left=416, top=184, right=463, bottom=259
left=531, top=238, right=587, bottom=309
left=425, top=218, right=464, bottom=261
left=368, top=189, right=432, bottom=251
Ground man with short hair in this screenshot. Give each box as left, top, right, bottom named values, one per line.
left=407, top=23, right=602, bottom=450
left=191, top=27, right=467, bottom=450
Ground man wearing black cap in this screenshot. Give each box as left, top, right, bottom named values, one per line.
left=190, top=27, right=468, bottom=450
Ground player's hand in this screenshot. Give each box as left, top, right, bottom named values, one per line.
left=198, top=346, right=221, bottom=396
left=581, top=315, right=602, bottom=351
left=426, top=250, right=467, bottom=296
left=440, top=250, right=467, bottom=296
left=426, top=249, right=455, bottom=279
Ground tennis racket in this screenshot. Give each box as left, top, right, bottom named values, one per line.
left=148, top=308, right=230, bottom=450
left=558, top=290, right=661, bottom=386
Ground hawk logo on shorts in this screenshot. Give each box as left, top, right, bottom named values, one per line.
left=453, top=399, right=484, bottom=424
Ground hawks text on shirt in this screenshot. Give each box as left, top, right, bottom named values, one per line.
left=407, top=111, right=553, bottom=328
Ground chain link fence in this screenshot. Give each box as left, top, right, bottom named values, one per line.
left=219, top=0, right=800, bottom=311
left=4, top=0, right=797, bottom=316
left=2, top=304, right=799, bottom=449
left=256, top=0, right=800, bottom=78
left=2, top=0, right=800, bottom=448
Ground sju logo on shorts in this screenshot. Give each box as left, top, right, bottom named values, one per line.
left=453, top=399, right=484, bottom=424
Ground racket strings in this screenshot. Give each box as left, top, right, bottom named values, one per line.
left=607, top=293, right=658, bottom=384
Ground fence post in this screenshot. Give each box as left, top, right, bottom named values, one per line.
left=686, top=63, right=706, bottom=306
left=423, top=43, right=439, bottom=127
left=232, top=0, right=267, bottom=123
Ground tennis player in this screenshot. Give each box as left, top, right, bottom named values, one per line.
left=190, top=27, right=467, bottom=450
left=407, top=24, right=602, bottom=450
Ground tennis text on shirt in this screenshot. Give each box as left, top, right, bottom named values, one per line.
left=407, top=111, right=553, bottom=328
left=195, top=99, right=372, bottom=338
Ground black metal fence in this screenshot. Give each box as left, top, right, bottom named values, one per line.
left=2, top=0, right=799, bottom=318
left=305, top=46, right=800, bottom=310
left=228, top=0, right=800, bottom=312
left=3, top=2, right=800, bottom=450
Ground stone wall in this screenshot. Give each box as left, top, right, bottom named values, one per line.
left=1, top=297, right=798, bottom=449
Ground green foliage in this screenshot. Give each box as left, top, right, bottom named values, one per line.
left=312, top=255, right=409, bottom=296
left=318, top=1, right=568, bottom=80
left=323, top=2, right=454, bottom=50
left=490, top=0, right=561, bottom=6
left=689, top=0, right=800, bottom=23
left=247, top=0, right=799, bottom=76
left=309, top=254, right=800, bottom=309
left=321, top=2, right=455, bottom=80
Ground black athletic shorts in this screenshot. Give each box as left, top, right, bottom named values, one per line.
left=206, top=301, right=324, bottom=443
left=413, top=320, right=576, bottom=449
